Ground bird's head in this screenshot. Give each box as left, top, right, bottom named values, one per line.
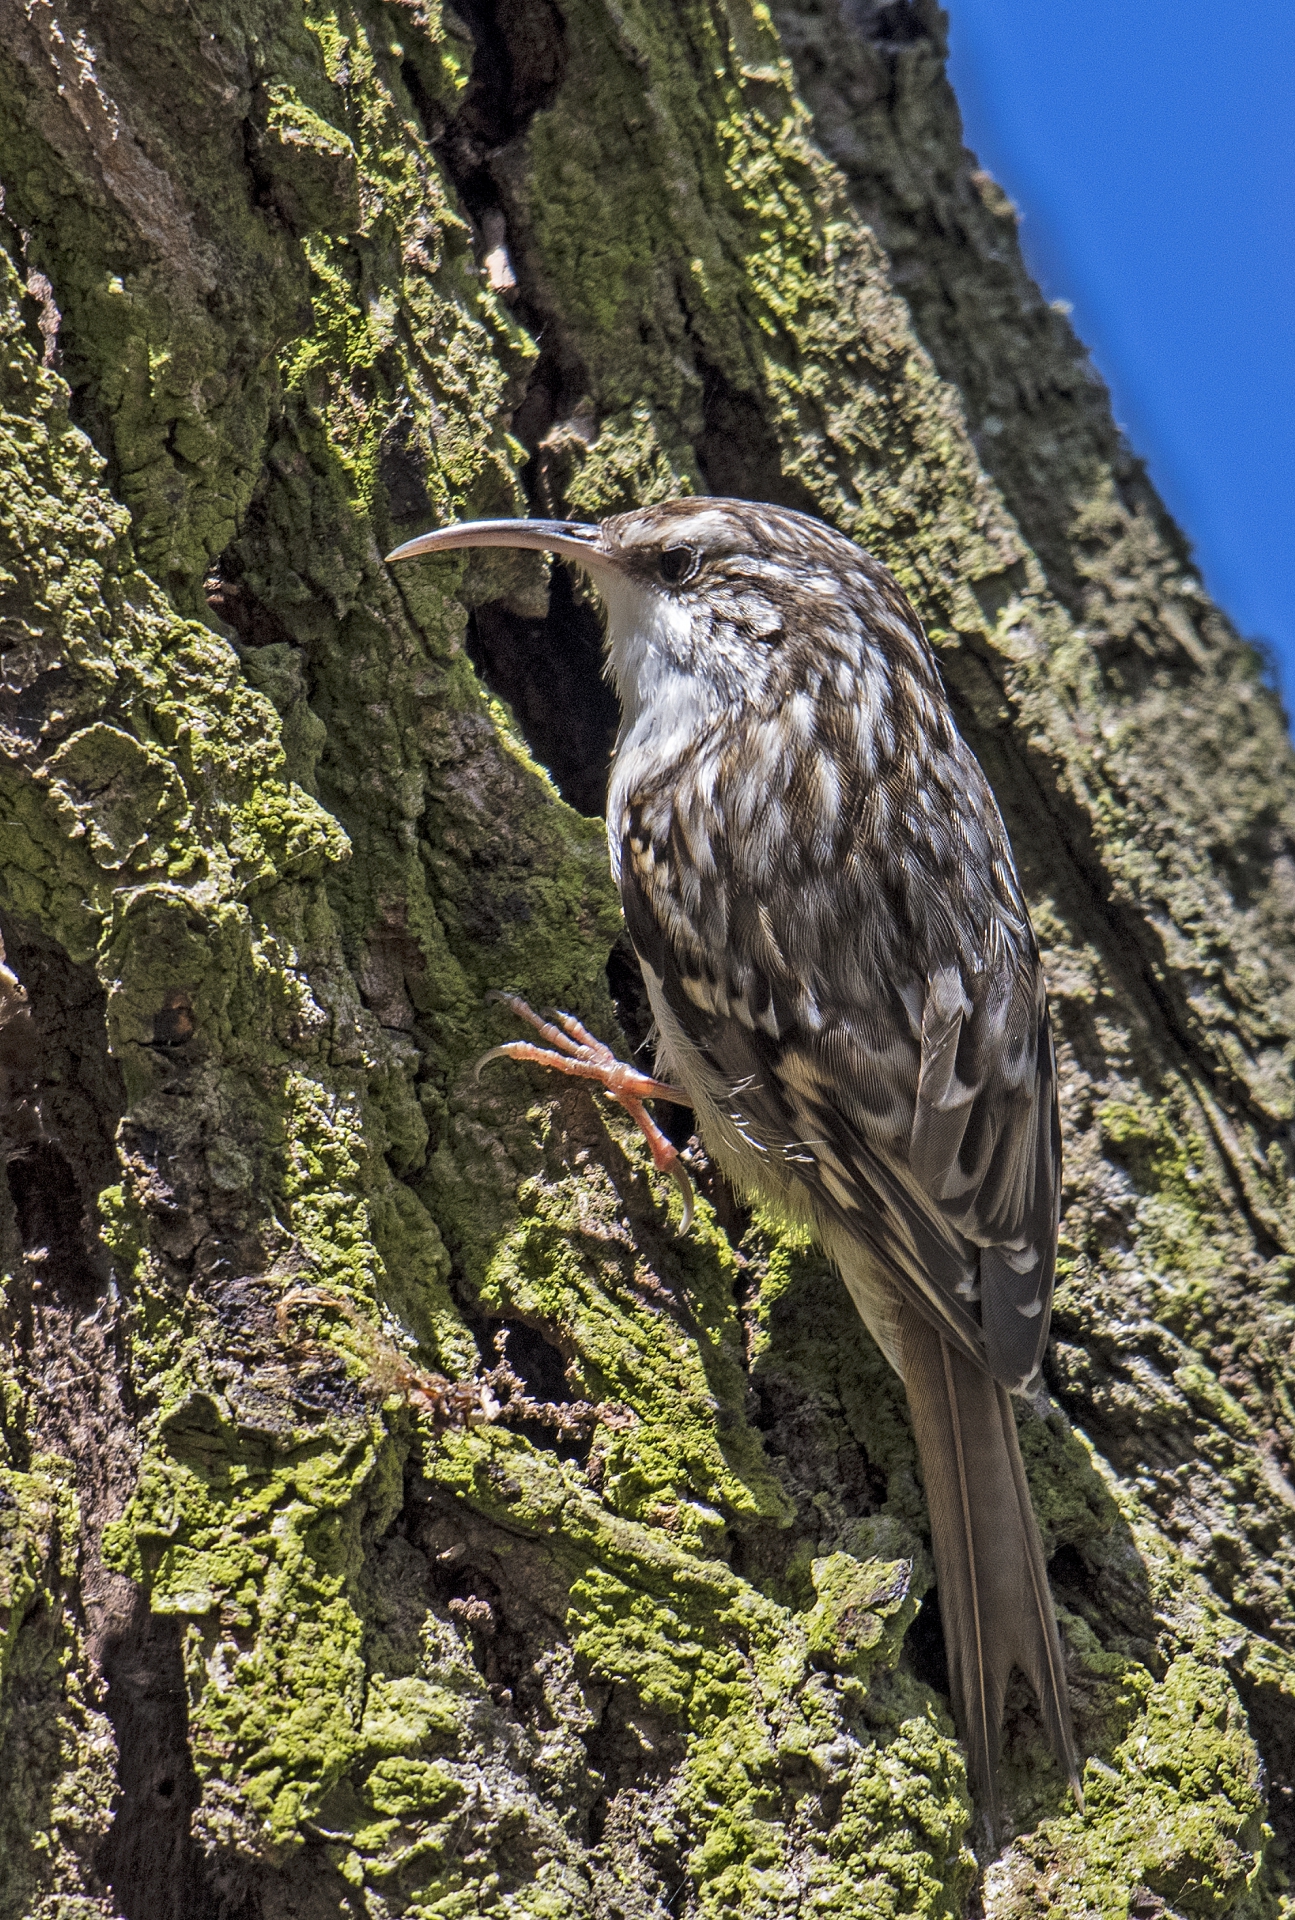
left=387, top=497, right=935, bottom=729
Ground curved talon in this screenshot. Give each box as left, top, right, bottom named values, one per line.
left=474, top=1042, right=519, bottom=1082
left=670, top=1161, right=695, bottom=1237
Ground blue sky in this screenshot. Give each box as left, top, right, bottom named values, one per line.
left=944, top=1, right=1295, bottom=704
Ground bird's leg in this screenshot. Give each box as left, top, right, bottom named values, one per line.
left=476, top=992, right=695, bottom=1230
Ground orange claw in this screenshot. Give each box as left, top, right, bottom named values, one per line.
left=475, top=991, right=695, bottom=1232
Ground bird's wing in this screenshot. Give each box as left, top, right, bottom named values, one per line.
left=618, top=807, right=1060, bottom=1392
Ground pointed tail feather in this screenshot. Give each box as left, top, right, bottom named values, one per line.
left=899, top=1304, right=1079, bottom=1828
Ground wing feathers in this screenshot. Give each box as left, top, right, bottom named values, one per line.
left=624, top=824, right=1059, bottom=1396
left=910, top=964, right=976, bottom=1192
left=613, top=609, right=1071, bottom=1822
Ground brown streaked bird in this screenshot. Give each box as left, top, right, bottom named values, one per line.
left=388, top=498, right=1080, bottom=1830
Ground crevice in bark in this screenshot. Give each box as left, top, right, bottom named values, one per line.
left=431, top=0, right=567, bottom=223
left=465, top=565, right=619, bottom=818
left=1230, top=1657, right=1295, bottom=1869
left=465, top=1309, right=596, bottom=1463
left=408, top=1489, right=576, bottom=1723
left=727, top=1361, right=892, bottom=1610
left=7, top=1139, right=105, bottom=1306
left=0, top=925, right=229, bottom=1915
left=95, top=1603, right=217, bottom=1920
left=905, top=1586, right=951, bottom=1698
left=512, top=328, right=595, bottom=471
left=0, top=917, right=136, bottom=1542
left=694, top=356, right=822, bottom=519
left=411, top=0, right=623, bottom=820
left=0, top=917, right=124, bottom=1198
left=205, top=566, right=302, bottom=652
left=581, top=1685, right=685, bottom=1850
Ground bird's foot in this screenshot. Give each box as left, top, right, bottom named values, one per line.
left=476, top=991, right=695, bottom=1232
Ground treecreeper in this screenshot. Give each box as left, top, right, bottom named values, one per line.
left=388, top=498, right=1082, bottom=1832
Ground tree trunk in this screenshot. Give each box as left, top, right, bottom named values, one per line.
left=0, top=1, right=1292, bottom=1914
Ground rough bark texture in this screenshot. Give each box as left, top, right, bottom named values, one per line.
left=0, top=0, right=1292, bottom=1914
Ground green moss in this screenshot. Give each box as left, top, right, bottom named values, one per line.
left=104, top=1396, right=394, bottom=1839
left=419, top=1425, right=975, bottom=1915
left=803, top=1550, right=917, bottom=1678
left=993, top=1656, right=1268, bottom=1919
left=468, top=1162, right=792, bottom=1547
left=0, top=1462, right=66, bottom=1692
left=0, top=1458, right=117, bottom=1919
left=1, top=0, right=1292, bottom=1908
left=563, top=402, right=704, bottom=519
left=521, top=0, right=1022, bottom=624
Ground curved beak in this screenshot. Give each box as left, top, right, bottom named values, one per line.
left=385, top=517, right=607, bottom=568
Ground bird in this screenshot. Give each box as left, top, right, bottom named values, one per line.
left=387, top=497, right=1080, bottom=1832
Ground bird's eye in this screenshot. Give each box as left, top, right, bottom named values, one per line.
left=658, top=545, right=699, bottom=587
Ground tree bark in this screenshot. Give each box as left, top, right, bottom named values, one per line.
left=0, top=1, right=1293, bottom=1915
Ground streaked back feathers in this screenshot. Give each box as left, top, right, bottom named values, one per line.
left=597, top=496, right=1076, bottom=1823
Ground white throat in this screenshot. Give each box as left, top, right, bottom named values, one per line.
left=595, top=569, right=722, bottom=879
left=595, top=570, right=697, bottom=726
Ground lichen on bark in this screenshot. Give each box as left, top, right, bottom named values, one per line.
left=0, top=0, right=1293, bottom=1915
